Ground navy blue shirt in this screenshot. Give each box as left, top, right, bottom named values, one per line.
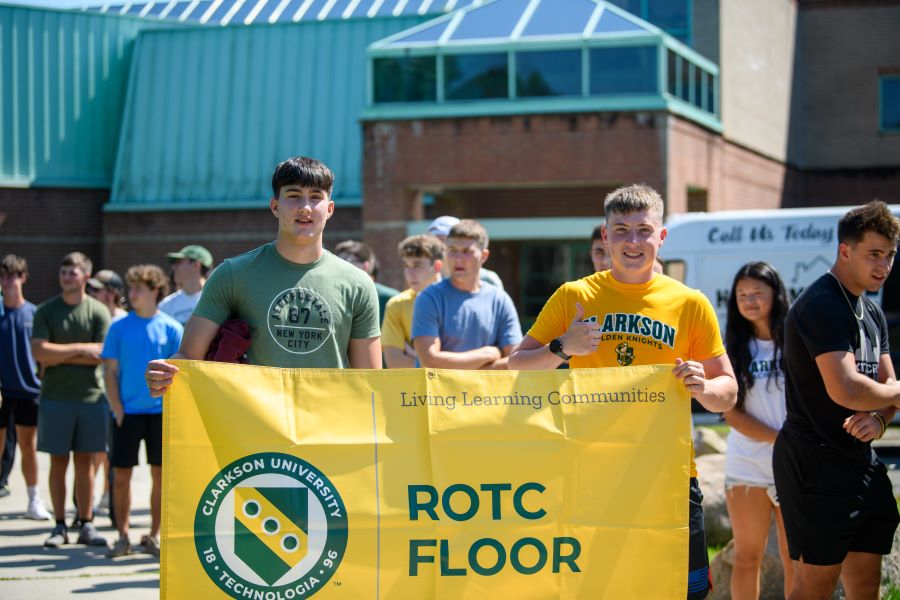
left=0, top=302, right=41, bottom=400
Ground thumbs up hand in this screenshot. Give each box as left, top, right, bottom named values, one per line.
left=558, top=303, right=601, bottom=356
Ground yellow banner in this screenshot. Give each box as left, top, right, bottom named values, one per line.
left=162, top=361, right=691, bottom=599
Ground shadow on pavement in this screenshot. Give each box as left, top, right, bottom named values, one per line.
left=72, top=578, right=160, bottom=594
left=0, top=545, right=158, bottom=573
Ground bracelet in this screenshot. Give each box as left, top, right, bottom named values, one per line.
left=870, top=411, right=888, bottom=440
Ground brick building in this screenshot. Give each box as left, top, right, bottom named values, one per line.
left=1, top=0, right=898, bottom=318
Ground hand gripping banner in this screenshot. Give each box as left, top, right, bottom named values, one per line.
left=161, top=362, right=691, bottom=599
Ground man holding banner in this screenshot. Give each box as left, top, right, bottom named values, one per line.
left=145, top=156, right=382, bottom=395
left=509, top=184, right=737, bottom=600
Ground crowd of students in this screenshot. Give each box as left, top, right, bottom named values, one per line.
left=0, top=245, right=213, bottom=557
left=1, top=155, right=897, bottom=599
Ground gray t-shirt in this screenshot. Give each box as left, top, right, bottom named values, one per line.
left=411, top=279, right=523, bottom=352
left=193, top=244, right=380, bottom=368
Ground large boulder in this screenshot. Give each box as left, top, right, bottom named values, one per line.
left=695, top=426, right=728, bottom=457
left=876, top=526, right=900, bottom=599
left=708, top=530, right=786, bottom=600
left=696, top=453, right=732, bottom=547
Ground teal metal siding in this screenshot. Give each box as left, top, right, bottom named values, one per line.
left=0, top=6, right=163, bottom=187
left=110, top=16, right=426, bottom=208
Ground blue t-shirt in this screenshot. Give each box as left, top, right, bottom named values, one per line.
left=411, top=279, right=523, bottom=353
left=101, top=311, right=183, bottom=414
left=0, top=302, right=41, bottom=400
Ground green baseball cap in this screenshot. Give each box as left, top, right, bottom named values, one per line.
left=167, top=245, right=213, bottom=268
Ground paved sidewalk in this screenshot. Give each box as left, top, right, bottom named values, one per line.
left=0, top=451, right=160, bottom=599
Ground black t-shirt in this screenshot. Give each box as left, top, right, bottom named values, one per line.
left=782, top=273, right=889, bottom=462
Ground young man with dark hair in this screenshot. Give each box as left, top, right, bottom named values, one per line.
left=31, top=252, right=111, bottom=548
left=590, top=224, right=611, bottom=272
left=146, top=156, right=381, bottom=396
left=773, top=200, right=900, bottom=599
left=0, top=255, right=51, bottom=520
left=413, top=220, right=522, bottom=370
left=382, top=234, right=444, bottom=368
left=509, top=184, right=737, bottom=600
left=159, top=245, right=213, bottom=326
left=103, top=265, right=182, bottom=558
left=334, top=239, right=399, bottom=323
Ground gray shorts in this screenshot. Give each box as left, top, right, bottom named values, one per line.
left=37, top=398, right=109, bottom=455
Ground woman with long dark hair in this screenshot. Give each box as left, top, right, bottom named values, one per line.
left=723, top=262, right=793, bottom=599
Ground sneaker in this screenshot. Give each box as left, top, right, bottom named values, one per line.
left=25, top=498, right=52, bottom=521
left=0, top=485, right=10, bottom=498
left=140, top=534, right=160, bottom=557
left=107, top=536, right=132, bottom=558
left=94, top=492, right=110, bottom=516
left=76, top=522, right=108, bottom=547
left=44, top=524, right=68, bottom=547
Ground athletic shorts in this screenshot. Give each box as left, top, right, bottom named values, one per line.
left=688, top=477, right=711, bottom=600
left=37, top=398, right=109, bottom=455
left=0, top=395, right=39, bottom=428
left=773, top=431, right=900, bottom=565
left=111, top=413, right=162, bottom=468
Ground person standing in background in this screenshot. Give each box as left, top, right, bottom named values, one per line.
left=722, top=262, right=793, bottom=599
left=0, top=255, right=51, bottom=520
left=32, top=252, right=111, bottom=549
left=159, top=245, right=213, bottom=326
left=382, top=235, right=444, bottom=368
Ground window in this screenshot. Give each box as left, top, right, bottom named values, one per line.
left=444, top=53, right=509, bottom=101
left=519, top=242, right=591, bottom=328
left=373, top=57, right=437, bottom=103
left=667, top=49, right=678, bottom=96
left=590, top=46, right=657, bottom=95
left=516, top=50, right=582, bottom=98
left=881, top=76, right=900, bottom=132
left=648, top=0, right=689, bottom=37
left=692, top=63, right=703, bottom=109
left=706, top=72, right=715, bottom=114
left=608, top=0, right=691, bottom=46
left=687, top=187, right=707, bottom=212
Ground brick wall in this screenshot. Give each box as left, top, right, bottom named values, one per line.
left=0, top=187, right=106, bottom=303
left=101, top=205, right=363, bottom=282
left=362, top=112, right=667, bottom=290
left=790, top=3, right=900, bottom=168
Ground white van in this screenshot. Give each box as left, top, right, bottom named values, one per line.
left=660, top=206, right=900, bottom=363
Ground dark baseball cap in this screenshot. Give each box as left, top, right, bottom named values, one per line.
left=167, top=245, right=213, bottom=268
left=87, top=269, right=124, bottom=292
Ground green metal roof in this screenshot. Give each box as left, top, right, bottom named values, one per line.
left=109, top=15, right=427, bottom=208
left=0, top=5, right=166, bottom=187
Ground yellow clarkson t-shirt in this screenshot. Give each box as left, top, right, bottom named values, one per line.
left=527, top=271, right=726, bottom=477
left=381, top=288, right=417, bottom=350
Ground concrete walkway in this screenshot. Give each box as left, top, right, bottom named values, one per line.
left=0, top=451, right=159, bottom=599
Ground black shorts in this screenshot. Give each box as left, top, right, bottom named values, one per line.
left=687, top=477, right=711, bottom=600
left=774, top=431, right=900, bottom=565
left=111, top=413, right=163, bottom=468
left=0, top=395, right=39, bottom=428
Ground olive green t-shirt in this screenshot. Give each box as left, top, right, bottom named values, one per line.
left=194, top=244, right=380, bottom=368
left=32, top=295, right=110, bottom=403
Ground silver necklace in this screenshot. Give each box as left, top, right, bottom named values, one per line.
left=827, top=271, right=864, bottom=320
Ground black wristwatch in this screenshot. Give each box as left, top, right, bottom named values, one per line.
left=549, top=338, right=571, bottom=361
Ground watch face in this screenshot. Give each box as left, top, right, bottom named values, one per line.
left=550, top=338, right=568, bottom=358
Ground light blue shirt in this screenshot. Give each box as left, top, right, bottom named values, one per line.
left=101, top=311, right=183, bottom=414
left=411, top=279, right=522, bottom=353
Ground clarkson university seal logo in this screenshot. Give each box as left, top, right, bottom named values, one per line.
left=194, top=452, right=348, bottom=599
